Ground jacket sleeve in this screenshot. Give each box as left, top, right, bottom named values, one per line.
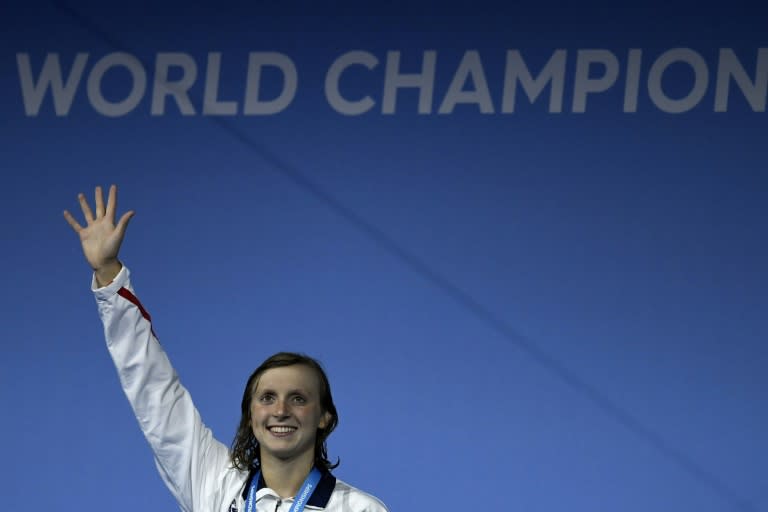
left=93, top=266, right=231, bottom=512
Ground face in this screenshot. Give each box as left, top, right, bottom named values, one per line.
left=250, top=364, right=330, bottom=465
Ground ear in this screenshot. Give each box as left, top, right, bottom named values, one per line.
left=319, top=411, right=332, bottom=430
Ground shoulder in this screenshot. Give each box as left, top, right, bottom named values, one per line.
left=328, top=478, right=389, bottom=512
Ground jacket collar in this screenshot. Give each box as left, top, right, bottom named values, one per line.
left=241, top=467, right=336, bottom=508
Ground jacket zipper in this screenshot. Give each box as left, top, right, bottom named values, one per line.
left=274, top=498, right=282, bottom=512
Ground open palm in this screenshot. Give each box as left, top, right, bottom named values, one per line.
left=64, top=185, right=134, bottom=273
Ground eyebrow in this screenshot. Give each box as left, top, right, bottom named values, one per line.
left=254, top=388, right=311, bottom=396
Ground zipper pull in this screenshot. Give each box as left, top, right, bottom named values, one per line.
left=274, top=498, right=282, bottom=512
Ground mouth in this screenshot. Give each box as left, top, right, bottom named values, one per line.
left=267, top=425, right=298, bottom=437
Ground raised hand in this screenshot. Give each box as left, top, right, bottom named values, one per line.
left=64, top=185, right=134, bottom=286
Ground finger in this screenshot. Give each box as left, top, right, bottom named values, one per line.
left=115, top=210, right=134, bottom=235
left=63, top=210, right=83, bottom=232
left=106, top=184, right=117, bottom=222
left=78, top=193, right=94, bottom=223
left=94, top=185, right=105, bottom=218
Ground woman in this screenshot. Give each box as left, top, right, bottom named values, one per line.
left=64, top=185, right=388, bottom=512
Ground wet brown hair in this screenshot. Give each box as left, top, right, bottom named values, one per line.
left=230, top=352, right=339, bottom=471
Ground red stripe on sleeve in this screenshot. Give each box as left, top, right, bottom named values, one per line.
left=117, top=287, right=158, bottom=338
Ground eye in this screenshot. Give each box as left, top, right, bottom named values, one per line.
left=291, top=395, right=307, bottom=404
left=258, top=393, right=275, bottom=404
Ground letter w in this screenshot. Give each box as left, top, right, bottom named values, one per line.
left=16, top=53, right=88, bottom=116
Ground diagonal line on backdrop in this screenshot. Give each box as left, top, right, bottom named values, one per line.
left=48, top=2, right=758, bottom=511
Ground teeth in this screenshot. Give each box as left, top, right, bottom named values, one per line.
left=269, top=426, right=297, bottom=433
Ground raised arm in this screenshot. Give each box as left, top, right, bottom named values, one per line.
left=64, top=186, right=233, bottom=512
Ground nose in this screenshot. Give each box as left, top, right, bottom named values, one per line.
left=272, top=398, right=290, bottom=418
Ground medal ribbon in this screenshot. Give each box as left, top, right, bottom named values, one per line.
left=245, top=467, right=322, bottom=512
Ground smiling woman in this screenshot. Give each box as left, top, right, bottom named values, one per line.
left=63, top=185, right=388, bottom=512
left=231, top=353, right=340, bottom=498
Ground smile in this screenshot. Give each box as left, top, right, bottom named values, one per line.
left=268, top=426, right=298, bottom=435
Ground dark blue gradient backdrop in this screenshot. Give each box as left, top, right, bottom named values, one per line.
left=1, top=2, right=766, bottom=511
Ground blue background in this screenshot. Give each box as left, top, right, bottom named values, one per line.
left=1, top=2, right=766, bottom=511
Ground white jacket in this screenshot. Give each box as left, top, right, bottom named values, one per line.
left=94, top=266, right=388, bottom=512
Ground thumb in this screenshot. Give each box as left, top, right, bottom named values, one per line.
left=115, top=210, right=135, bottom=235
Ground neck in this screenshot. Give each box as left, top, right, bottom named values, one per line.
left=260, top=452, right=315, bottom=499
